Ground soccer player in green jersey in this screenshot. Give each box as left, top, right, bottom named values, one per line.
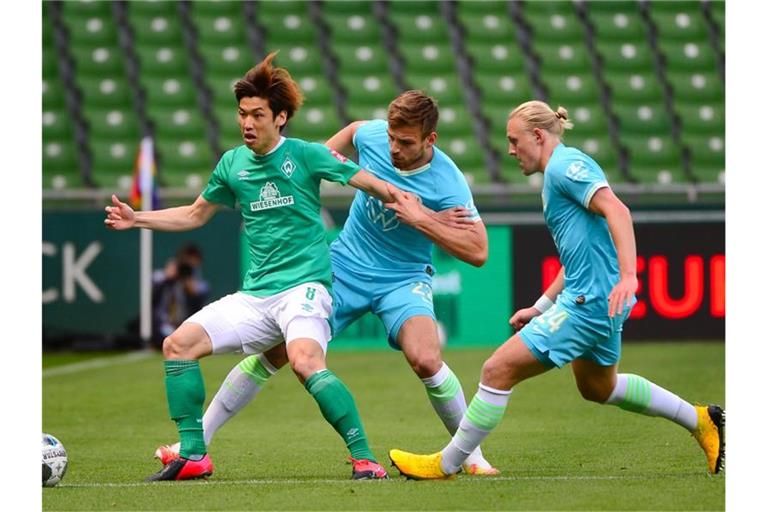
left=104, top=52, right=401, bottom=481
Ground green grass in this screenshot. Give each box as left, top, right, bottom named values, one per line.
left=43, top=342, right=725, bottom=511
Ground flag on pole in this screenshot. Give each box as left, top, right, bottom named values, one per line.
left=130, top=136, right=160, bottom=211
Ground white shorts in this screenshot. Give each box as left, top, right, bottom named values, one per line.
left=183, top=282, right=333, bottom=355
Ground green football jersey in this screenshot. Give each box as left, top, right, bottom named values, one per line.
left=202, top=138, right=361, bottom=297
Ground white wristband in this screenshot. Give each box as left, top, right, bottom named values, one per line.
left=533, top=294, right=554, bottom=314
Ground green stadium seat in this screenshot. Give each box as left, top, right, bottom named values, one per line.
left=43, top=139, right=83, bottom=190
left=260, top=13, right=317, bottom=45
left=198, top=44, right=256, bottom=76
left=541, top=72, right=601, bottom=104
left=288, top=106, right=343, bottom=141
left=43, top=109, right=74, bottom=141
left=658, top=40, right=717, bottom=72
left=613, top=103, right=673, bottom=136
left=324, top=13, right=380, bottom=44
left=709, top=2, right=725, bottom=48
left=435, top=104, right=475, bottom=137
left=683, top=133, right=725, bottom=184
left=257, top=0, right=309, bottom=16
left=135, top=45, right=190, bottom=76
left=90, top=137, right=137, bottom=187
left=561, top=134, right=620, bottom=181
left=666, top=70, right=724, bottom=103
left=558, top=103, right=610, bottom=136
left=322, top=1, right=375, bottom=15
left=466, top=42, right=527, bottom=73
left=83, top=108, right=141, bottom=139
left=61, top=0, right=113, bottom=17
left=150, top=107, right=208, bottom=139
left=42, top=77, right=66, bottom=110
left=345, top=104, right=389, bottom=122
left=456, top=0, right=509, bottom=16
left=482, top=103, right=513, bottom=141
left=648, top=4, right=709, bottom=41
left=475, top=72, right=534, bottom=106
left=676, top=102, right=724, bottom=137
left=43, top=47, right=60, bottom=78
left=297, top=75, right=334, bottom=105
left=61, top=13, right=118, bottom=46
left=141, top=76, right=198, bottom=109
left=71, top=46, right=126, bottom=75
left=603, top=71, right=665, bottom=105
left=585, top=1, right=641, bottom=14
left=340, top=74, right=399, bottom=106
left=129, top=12, right=184, bottom=45
left=400, top=43, right=456, bottom=74
left=595, top=41, right=654, bottom=72
left=208, top=74, right=241, bottom=108
left=190, top=0, right=242, bottom=16
left=524, top=10, right=584, bottom=42
left=126, top=0, right=179, bottom=16
left=588, top=8, right=645, bottom=42
left=76, top=76, right=133, bottom=108
left=390, top=13, right=450, bottom=43
left=333, top=44, right=390, bottom=74
left=534, top=42, right=592, bottom=73
left=405, top=73, right=464, bottom=104
left=156, top=138, right=215, bottom=188
left=458, top=12, right=517, bottom=43
left=192, top=12, right=247, bottom=45
left=440, top=134, right=486, bottom=182
left=213, top=105, right=243, bottom=150
left=623, top=135, right=685, bottom=184
left=272, top=46, right=325, bottom=75
left=388, top=1, right=440, bottom=15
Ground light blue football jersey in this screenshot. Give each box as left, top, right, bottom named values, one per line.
left=330, top=119, right=480, bottom=276
left=542, top=143, right=625, bottom=312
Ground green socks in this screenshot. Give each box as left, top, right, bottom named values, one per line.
left=164, top=360, right=206, bottom=459
left=304, top=369, right=376, bottom=461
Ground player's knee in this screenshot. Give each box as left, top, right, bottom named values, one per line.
left=288, top=351, right=324, bottom=380
left=577, top=380, right=612, bottom=403
left=408, top=351, right=442, bottom=379
left=481, top=356, right=509, bottom=387
left=162, top=335, right=184, bottom=359
left=162, top=333, right=204, bottom=360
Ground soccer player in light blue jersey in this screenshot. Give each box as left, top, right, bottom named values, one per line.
left=389, top=100, right=724, bottom=479
left=155, top=91, right=500, bottom=475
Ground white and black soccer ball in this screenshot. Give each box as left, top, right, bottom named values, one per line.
left=42, top=433, right=68, bottom=487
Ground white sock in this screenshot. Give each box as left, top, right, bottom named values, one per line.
left=605, top=373, right=698, bottom=431
left=440, top=384, right=512, bottom=474
left=202, top=354, right=277, bottom=446
left=422, top=363, right=493, bottom=469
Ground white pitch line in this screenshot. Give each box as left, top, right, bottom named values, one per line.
left=59, top=475, right=658, bottom=488
left=43, top=351, right=155, bottom=378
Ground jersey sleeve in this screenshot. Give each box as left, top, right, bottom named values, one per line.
left=551, top=157, right=609, bottom=209
left=302, top=142, right=362, bottom=185
left=201, top=150, right=236, bottom=208
left=352, top=119, right=381, bottom=153
left=436, top=169, right=482, bottom=222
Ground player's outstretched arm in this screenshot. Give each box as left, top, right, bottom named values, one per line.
left=104, top=194, right=220, bottom=232
left=325, top=121, right=366, bottom=154
left=589, top=187, right=638, bottom=317
left=347, top=168, right=401, bottom=203
left=385, top=184, right=488, bottom=267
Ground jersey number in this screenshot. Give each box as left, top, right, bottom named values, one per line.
left=306, top=287, right=316, bottom=300
left=538, top=307, right=569, bottom=333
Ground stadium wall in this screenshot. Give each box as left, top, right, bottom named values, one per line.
left=42, top=210, right=724, bottom=348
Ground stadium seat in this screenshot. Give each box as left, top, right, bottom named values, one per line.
left=623, top=134, right=685, bottom=184
left=595, top=40, right=655, bottom=72
left=198, top=44, right=256, bottom=76
left=708, top=2, right=725, bottom=49
left=603, top=71, right=665, bottom=105
left=141, top=76, right=199, bottom=109
left=588, top=8, right=646, bottom=42
left=534, top=42, right=592, bottom=73
left=458, top=12, right=517, bottom=43
left=213, top=105, right=243, bottom=150
left=192, top=13, right=247, bottom=45
left=43, top=109, right=74, bottom=142
left=400, top=43, right=456, bottom=74
left=658, top=40, right=717, bottom=72
left=288, top=106, right=343, bottom=142
left=42, top=77, right=67, bottom=110
left=156, top=138, right=215, bottom=189
left=340, top=74, right=400, bottom=107
left=524, top=10, right=584, bottom=43
left=613, top=103, right=673, bottom=136
left=435, top=104, right=475, bottom=137
left=666, top=70, right=724, bottom=103
left=272, top=46, right=325, bottom=75
left=475, top=72, right=534, bottom=106
left=76, top=76, right=134, bottom=109
left=387, top=0, right=440, bottom=15
left=83, top=108, right=141, bottom=139
left=128, top=11, right=184, bottom=45
left=323, top=13, right=380, bottom=44
left=562, top=134, right=620, bottom=181
left=648, top=3, right=710, bottom=41
left=208, top=74, right=242, bottom=108
left=465, top=42, right=527, bottom=73
left=60, top=0, right=113, bottom=17
left=43, top=139, right=83, bottom=189
left=257, top=0, right=309, bottom=16
left=406, top=73, right=465, bottom=104
left=135, top=45, right=190, bottom=76
left=259, top=12, right=317, bottom=45
left=90, top=137, right=137, bottom=187
left=150, top=107, right=208, bottom=139
left=683, top=133, right=725, bottom=184
left=557, top=103, right=610, bottom=137
left=61, top=11, right=119, bottom=47
left=297, top=74, right=334, bottom=105
left=456, top=0, right=509, bottom=16
left=71, top=46, right=126, bottom=76
left=439, top=134, right=487, bottom=183
left=389, top=13, right=449, bottom=43
left=540, top=72, right=601, bottom=104
left=333, top=43, right=390, bottom=74
left=675, top=102, right=724, bottom=137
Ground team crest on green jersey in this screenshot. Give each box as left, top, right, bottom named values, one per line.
left=250, top=181, right=295, bottom=211
left=281, top=157, right=296, bottom=178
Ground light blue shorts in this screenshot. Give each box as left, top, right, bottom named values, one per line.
left=519, top=299, right=633, bottom=369
left=330, top=261, right=436, bottom=349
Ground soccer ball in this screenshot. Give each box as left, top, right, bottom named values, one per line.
left=42, top=433, right=68, bottom=487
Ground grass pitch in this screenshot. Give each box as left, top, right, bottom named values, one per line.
left=43, top=342, right=724, bottom=511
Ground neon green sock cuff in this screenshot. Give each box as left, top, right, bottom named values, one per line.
left=237, top=355, right=273, bottom=387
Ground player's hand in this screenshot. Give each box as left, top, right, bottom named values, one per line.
left=509, top=307, right=540, bottom=331
left=607, top=275, right=638, bottom=317
left=384, top=183, right=430, bottom=226
left=433, top=206, right=475, bottom=230
left=104, top=194, right=136, bottom=230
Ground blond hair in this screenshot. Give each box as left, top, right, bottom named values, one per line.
left=509, top=100, right=574, bottom=136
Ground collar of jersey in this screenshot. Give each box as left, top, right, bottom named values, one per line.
left=253, top=136, right=286, bottom=158
left=394, top=162, right=431, bottom=177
